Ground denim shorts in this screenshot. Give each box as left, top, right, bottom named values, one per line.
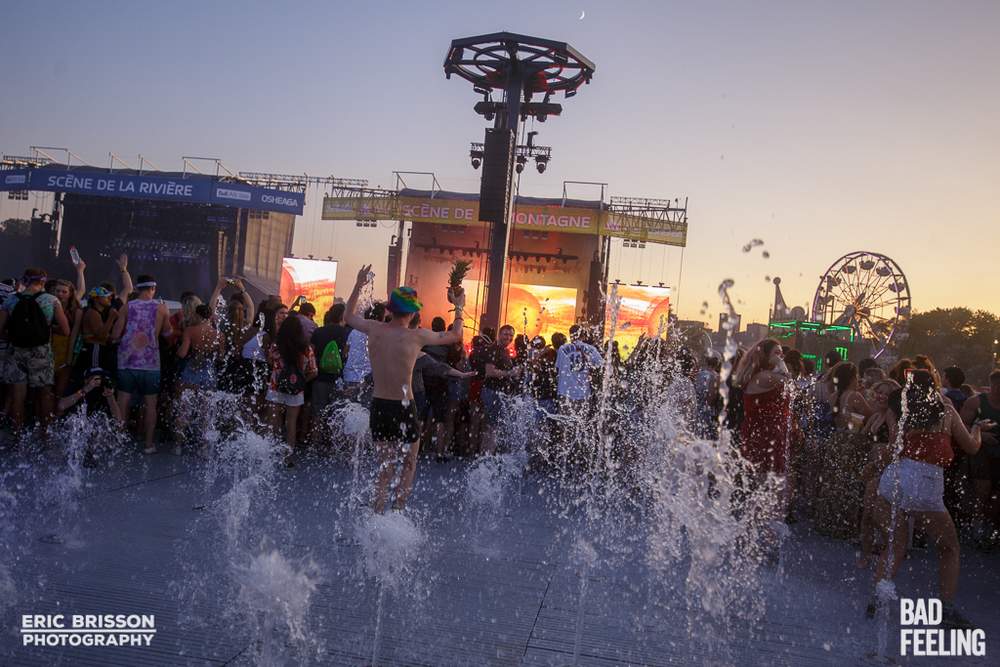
left=266, top=389, right=304, bottom=407
left=179, top=362, right=216, bottom=390
left=878, top=458, right=946, bottom=513
left=117, top=369, right=161, bottom=396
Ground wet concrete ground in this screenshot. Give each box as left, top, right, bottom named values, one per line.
left=1, top=449, right=998, bottom=666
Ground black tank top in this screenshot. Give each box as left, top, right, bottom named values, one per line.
left=975, top=393, right=1000, bottom=437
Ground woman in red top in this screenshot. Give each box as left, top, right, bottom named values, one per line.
left=871, top=370, right=993, bottom=627
left=733, top=339, right=791, bottom=476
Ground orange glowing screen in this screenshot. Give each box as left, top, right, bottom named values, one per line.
left=279, top=257, right=338, bottom=324
left=606, top=284, right=671, bottom=354
left=464, top=280, right=578, bottom=342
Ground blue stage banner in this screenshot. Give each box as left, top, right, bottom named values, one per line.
left=0, top=167, right=304, bottom=215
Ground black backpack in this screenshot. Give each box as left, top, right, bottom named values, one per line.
left=8, top=292, right=51, bottom=348
left=275, top=356, right=306, bottom=395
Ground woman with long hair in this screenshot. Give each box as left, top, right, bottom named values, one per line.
left=217, top=285, right=257, bottom=394
left=732, top=338, right=790, bottom=475
left=813, top=362, right=874, bottom=538
left=869, top=370, right=993, bottom=627
left=266, top=313, right=317, bottom=456
left=262, top=303, right=289, bottom=351
left=46, top=278, right=83, bottom=400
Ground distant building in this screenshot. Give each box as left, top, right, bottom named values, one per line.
left=676, top=319, right=711, bottom=333
left=719, top=312, right=741, bottom=334
left=743, top=323, right=770, bottom=343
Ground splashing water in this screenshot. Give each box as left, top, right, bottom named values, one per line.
left=334, top=401, right=371, bottom=505
left=356, top=512, right=427, bottom=666
left=465, top=451, right=526, bottom=533
left=39, top=408, right=125, bottom=545
left=872, top=372, right=914, bottom=660
left=234, top=550, right=321, bottom=666
left=357, top=511, right=427, bottom=589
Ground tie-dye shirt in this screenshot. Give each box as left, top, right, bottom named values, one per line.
left=118, top=299, right=161, bottom=371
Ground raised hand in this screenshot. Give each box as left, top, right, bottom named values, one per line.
left=115, top=254, right=128, bottom=272
left=356, top=264, right=372, bottom=286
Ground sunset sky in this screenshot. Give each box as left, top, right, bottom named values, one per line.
left=1, top=1, right=997, bottom=326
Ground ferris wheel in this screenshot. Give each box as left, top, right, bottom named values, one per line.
left=811, top=251, right=911, bottom=358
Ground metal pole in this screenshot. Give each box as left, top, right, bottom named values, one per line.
left=480, top=66, right=524, bottom=332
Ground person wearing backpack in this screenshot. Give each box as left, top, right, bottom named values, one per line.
left=0, top=268, right=70, bottom=433
left=309, top=303, right=348, bottom=444
left=267, top=314, right=318, bottom=458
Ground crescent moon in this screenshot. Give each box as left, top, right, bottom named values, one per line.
left=579, top=11, right=586, bottom=20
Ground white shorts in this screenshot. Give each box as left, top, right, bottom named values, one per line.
left=266, top=389, right=305, bottom=407
left=878, top=458, right=946, bottom=513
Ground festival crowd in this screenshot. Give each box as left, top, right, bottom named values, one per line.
left=1, top=258, right=998, bottom=629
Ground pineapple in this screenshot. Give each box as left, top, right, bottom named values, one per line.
left=447, top=259, right=471, bottom=304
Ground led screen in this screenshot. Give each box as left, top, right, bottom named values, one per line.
left=279, top=257, right=338, bottom=324
left=606, top=284, right=671, bottom=355
left=463, top=280, right=578, bottom=343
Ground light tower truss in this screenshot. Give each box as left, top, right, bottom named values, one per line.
left=237, top=171, right=369, bottom=197
left=2, top=155, right=51, bottom=169
left=608, top=195, right=688, bottom=249
left=609, top=196, right=688, bottom=225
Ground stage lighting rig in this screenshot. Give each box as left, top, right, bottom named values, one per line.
left=468, top=141, right=552, bottom=174
left=469, top=146, right=483, bottom=169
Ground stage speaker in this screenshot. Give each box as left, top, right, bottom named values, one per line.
left=478, top=128, right=515, bottom=224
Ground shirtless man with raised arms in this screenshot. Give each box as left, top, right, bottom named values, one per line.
left=345, top=265, right=465, bottom=513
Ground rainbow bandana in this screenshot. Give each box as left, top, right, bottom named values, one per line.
left=88, top=286, right=112, bottom=299
left=387, top=286, right=422, bottom=314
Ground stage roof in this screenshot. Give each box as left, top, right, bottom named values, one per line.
left=0, top=164, right=304, bottom=215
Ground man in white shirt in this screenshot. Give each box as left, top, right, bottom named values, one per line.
left=342, top=302, right=384, bottom=402
left=555, top=324, right=603, bottom=407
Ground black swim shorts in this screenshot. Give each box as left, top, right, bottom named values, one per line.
left=369, top=397, right=419, bottom=442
